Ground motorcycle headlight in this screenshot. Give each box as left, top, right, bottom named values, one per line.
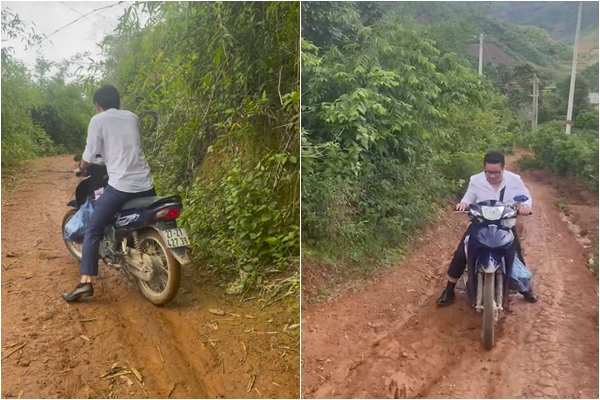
left=480, top=205, right=505, bottom=221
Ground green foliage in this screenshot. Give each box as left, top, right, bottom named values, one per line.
left=301, top=5, right=517, bottom=265
left=482, top=19, right=571, bottom=66
left=1, top=9, right=92, bottom=167
left=301, top=1, right=362, bottom=48
left=556, top=74, right=591, bottom=117
left=30, top=69, right=92, bottom=152
left=0, top=50, right=57, bottom=168
left=98, top=1, right=299, bottom=285
left=514, top=154, right=545, bottom=171
left=434, top=152, right=485, bottom=199
left=581, top=63, right=599, bottom=92
left=527, top=121, right=598, bottom=191
left=538, top=89, right=562, bottom=124
left=180, top=154, right=299, bottom=280
left=574, top=106, right=599, bottom=130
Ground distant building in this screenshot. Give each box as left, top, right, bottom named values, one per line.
left=589, top=93, right=599, bottom=104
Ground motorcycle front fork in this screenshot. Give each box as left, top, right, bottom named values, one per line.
left=462, top=270, right=504, bottom=309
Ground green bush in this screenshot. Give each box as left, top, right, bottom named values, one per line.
left=528, top=122, right=598, bottom=191
left=302, top=152, right=447, bottom=262
left=180, top=153, right=299, bottom=281
left=574, top=106, right=599, bottom=130
left=514, top=154, right=545, bottom=171
left=434, top=152, right=485, bottom=199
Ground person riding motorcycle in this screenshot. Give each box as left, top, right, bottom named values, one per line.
left=437, top=151, right=538, bottom=306
left=62, top=85, right=156, bottom=302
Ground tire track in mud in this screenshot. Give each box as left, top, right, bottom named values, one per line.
left=301, top=152, right=598, bottom=399
left=1, top=156, right=300, bottom=399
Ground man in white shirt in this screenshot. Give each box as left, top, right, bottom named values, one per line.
left=62, top=85, right=156, bottom=302
left=437, top=152, right=538, bottom=306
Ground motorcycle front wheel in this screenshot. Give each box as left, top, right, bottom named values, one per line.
left=482, top=272, right=495, bottom=350
left=135, top=229, right=181, bottom=306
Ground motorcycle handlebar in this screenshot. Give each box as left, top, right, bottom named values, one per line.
left=453, top=207, right=533, bottom=216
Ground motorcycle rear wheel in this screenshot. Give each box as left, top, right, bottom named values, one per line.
left=62, top=209, right=83, bottom=261
left=135, top=229, right=181, bottom=306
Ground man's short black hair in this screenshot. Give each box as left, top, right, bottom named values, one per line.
left=483, top=151, right=505, bottom=167
left=93, top=85, right=120, bottom=110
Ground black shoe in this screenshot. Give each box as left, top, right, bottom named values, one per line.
left=62, top=282, right=94, bottom=302
left=520, top=290, right=538, bottom=303
left=437, top=287, right=456, bottom=306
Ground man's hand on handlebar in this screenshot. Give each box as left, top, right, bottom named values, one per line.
left=517, top=204, right=532, bottom=216
left=75, top=158, right=89, bottom=177
left=455, top=202, right=469, bottom=212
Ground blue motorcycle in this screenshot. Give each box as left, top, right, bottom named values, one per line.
left=457, top=195, right=530, bottom=349
left=61, top=155, right=190, bottom=306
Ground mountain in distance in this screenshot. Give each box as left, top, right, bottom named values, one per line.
left=440, top=1, right=598, bottom=72
left=486, top=1, right=599, bottom=46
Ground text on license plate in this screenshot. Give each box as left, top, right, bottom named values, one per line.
left=162, top=228, right=190, bottom=248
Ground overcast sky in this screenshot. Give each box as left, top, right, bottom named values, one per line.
left=2, top=1, right=132, bottom=76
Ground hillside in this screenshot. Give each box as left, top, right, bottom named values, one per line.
left=438, top=1, right=599, bottom=74
left=487, top=1, right=599, bottom=47
left=411, top=2, right=576, bottom=69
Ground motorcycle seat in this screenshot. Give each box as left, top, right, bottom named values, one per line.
left=121, top=195, right=181, bottom=211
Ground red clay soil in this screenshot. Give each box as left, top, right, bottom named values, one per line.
left=301, top=151, right=599, bottom=399
left=1, top=156, right=299, bottom=399
left=518, top=166, right=598, bottom=237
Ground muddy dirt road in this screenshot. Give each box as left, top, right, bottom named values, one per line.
left=1, top=156, right=299, bottom=399
left=302, top=152, right=599, bottom=399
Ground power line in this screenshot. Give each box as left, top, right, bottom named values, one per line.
left=60, top=1, right=113, bottom=37
left=33, top=2, right=121, bottom=47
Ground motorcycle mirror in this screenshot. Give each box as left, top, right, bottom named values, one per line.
left=73, top=154, right=82, bottom=162
left=513, top=195, right=529, bottom=203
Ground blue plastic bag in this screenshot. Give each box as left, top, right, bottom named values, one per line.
left=63, top=200, right=94, bottom=244
left=509, top=256, right=532, bottom=292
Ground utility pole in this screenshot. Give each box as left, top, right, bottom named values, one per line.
left=478, top=33, right=484, bottom=76
left=532, top=74, right=539, bottom=132
left=566, top=1, right=583, bottom=134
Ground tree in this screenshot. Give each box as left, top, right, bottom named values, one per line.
left=300, top=1, right=361, bottom=48
left=581, top=63, right=599, bottom=92
left=557, top=73, right=590, bottom=117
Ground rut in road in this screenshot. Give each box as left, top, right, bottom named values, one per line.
left=1, top=156, right=299, bottom=399
left=301, top=152, right=598, bottom=399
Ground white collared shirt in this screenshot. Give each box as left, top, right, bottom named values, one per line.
left=83, top=109, right=154, bottom=193
left=461, top=170, right=532, bottom=227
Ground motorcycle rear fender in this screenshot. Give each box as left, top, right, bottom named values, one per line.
left=148, top=221, right=191, bottom=265
left=116, top=202, right=182, bottom=230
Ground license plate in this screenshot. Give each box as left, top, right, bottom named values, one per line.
left=162, top=228, right=190, bottom=248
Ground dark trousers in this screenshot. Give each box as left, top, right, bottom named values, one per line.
left=447, top=223, right=523, bottom=281
left=80, top=185, right=156, bottom=276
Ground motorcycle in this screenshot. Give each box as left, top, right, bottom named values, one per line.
left=61, top=155, right=190, bottom=306
left=456, top=195, right=530, bottom=349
